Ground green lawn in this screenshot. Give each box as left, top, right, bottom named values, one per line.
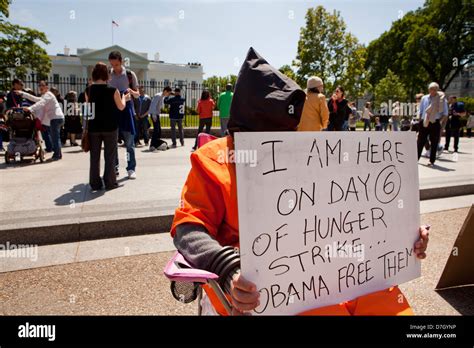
left=150, top=115, right=222, bottom=128
left=151, top=116, right=368, bottom=129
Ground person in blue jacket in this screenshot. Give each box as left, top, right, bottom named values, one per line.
left=165, top=88, right=186, bottom=148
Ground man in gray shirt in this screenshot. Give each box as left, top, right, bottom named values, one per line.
left=108, top=50, right=139, bottom=179
left=148, top=86, right=172, bottom=152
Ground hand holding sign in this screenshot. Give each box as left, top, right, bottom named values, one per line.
left=230, top=272, right=260, bottom=314
left=235, top=132, right=422, bottom=315
left=230, top=226, right=429, bottom=315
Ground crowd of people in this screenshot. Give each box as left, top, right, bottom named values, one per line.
left=296, top=76, right=470, bottom=166
left=0, top=50, right=235, bottom=191
left=0, top=50, right=471, bottom=190
left=0, top=47, right=466, bottom=316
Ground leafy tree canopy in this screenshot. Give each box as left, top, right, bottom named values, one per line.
left=0, top=0, right=51, bottom=82
left=366, top=0, right=474, bottom=98
left=293, top=6, right=371, bottom=99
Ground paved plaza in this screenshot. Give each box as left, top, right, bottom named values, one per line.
left=0, top=206, right=471, bottom=315
left=0, top=136, right=473, bottom=316
left=1, top=137, right=472, bottom=240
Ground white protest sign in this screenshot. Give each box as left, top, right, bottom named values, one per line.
left=235, top=132, right=421, bottom=315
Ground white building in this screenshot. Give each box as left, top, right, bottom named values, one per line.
left=49, top=45, right=204, bottom=86
left=444, top=65, right=474, bottom=98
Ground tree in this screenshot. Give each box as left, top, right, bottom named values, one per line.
left=341, top=45, right=372, bottom=100
left=457, top=97, right=474, bottom=115
left=293, top=6, right=370, bottom=98
left=278, top=65, right=297, bottom=82
left=0, top=0, right=51, bottom=83
left=203, top=75, right=237, bottom=100
left=373, top=70, right=407, bottom=110
left=366, top=0, right=474, bottom=98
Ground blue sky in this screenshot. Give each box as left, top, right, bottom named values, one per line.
left=10, top=0, right=425, bottom=77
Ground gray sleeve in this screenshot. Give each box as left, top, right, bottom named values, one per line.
left=173, top=223, right=223, bottom=270
left=148, top=95, right=158, bottom=115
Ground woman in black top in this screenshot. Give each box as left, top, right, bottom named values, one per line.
left=327, top=86, right=352, bottom=131
left=85, top=62, right=129, bottom=190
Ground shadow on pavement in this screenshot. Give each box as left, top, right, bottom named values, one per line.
left=54, top=183, right=104, bottom=205
left=0, top=157, right=55, bottom=169
left=436, top=286, right=474, bottom=315
left=436, top=157, right=456, bottom=163
left=67, top=149, right=84, bottom=154
left=419, top=163, right=456, bottom=172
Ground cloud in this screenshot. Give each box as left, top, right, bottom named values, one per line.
left=118, top=15, right=178, bottom=31
left=9, top=8, right=40, bottom=27
left=153, top=16, right=179, bottom=31
left=120, top=15, right=146, bottom=27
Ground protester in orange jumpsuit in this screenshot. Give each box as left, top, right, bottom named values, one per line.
left=171, top=47, right=429, bottom=316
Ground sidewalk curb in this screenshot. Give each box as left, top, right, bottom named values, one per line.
left=1, top=185, right=473, bottom=246
left=419, top=184, right=474, bottom=201
left=1, top=215, right=174, bottom=247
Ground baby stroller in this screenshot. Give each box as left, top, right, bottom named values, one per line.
left=4, top=108, right=45, bottom=164
left=164, top=132, right=232, bottom=315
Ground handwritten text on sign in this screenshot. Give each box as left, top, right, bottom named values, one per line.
left=235, top=132, right=421, bottom=315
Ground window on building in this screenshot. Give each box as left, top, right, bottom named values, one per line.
left=178, top=80, right=184, bottom=87
left=53, top=74, right=60, bottom=84
left=150, top=79, right=157, bottom=88
left=191, top=81, right=197, bottom=89
left=164, top=79, right=170, bottom=87
left=70, top=74, right=76, bottom=86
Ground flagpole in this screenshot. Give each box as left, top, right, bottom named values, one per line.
left=111, top=19, right=114, bottom=45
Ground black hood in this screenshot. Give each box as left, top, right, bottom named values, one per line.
left=227, top=47, right=306, bottom=133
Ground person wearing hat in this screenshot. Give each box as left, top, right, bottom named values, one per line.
left=170, top=47, right=430, bottom=316
left=297, top=76, right=329, bottom=131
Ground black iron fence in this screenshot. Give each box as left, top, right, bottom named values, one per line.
left=1, top=75, right=226, bottom=128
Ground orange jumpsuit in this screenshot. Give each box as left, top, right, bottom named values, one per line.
left=171, top=135, right=413, bottom=316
